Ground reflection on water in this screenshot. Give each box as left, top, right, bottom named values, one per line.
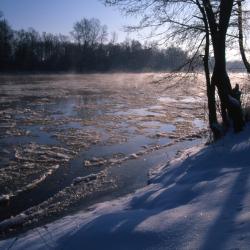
left=0, top=73, right=208, bottom=233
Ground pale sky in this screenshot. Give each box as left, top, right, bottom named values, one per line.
left=0, top=0, right=137, bottom=41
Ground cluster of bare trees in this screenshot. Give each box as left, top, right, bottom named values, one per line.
left=104, top=0, right=250, bottom=137
left=71, top=18, right=108, bottom=45
left=0, top=13, right=188, bottom=72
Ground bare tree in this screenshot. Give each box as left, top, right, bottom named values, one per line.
left=71, top=18, right=108, bottom=46
left=110, top=31, right=118, bottom=44
left=99, top=25, right=108, bottom=44
left=104, top=0, right=245, bottom=136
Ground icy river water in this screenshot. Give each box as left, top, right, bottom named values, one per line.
left=0, top=73, right=211, bottom=235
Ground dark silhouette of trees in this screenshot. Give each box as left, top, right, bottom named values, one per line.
left=71, top=18, right=108, bottom=46
left=13, top=28, right=40, bottom=70
left=0, top=13, right=13, bottom=70
left=0, top=14, right=189, bottom=73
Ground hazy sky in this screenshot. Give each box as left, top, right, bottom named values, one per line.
left=0, top=0, right=136, bottom=41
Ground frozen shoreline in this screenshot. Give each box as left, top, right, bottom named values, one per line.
left=2, top=124, right=250, bottom=249
left=0, top=133, right=205, bottom=236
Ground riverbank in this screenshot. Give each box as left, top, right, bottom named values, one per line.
left=1, top=124, right=250, bottom=249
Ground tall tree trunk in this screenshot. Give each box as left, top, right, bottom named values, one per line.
left=212, top=36, right=244, bottom=132
left=203, top=0, right=244, bottom=132
left=197, top=0, right=218, bottom=138
left=204, top=43, right=219, bottom=138
left=211, top=35, right=231, bottom=128
left=204, top=49, right=217, bottom=131
left=237, top=0, right=250, bottom=73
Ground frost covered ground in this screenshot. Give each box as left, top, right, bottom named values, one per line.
left=2, top=124, right=250, bottom=250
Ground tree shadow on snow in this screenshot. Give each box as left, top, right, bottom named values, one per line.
left=57, top=133, right=250, bottom=250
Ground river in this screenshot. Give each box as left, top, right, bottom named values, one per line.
left=0, top=73, right=212, bottom=234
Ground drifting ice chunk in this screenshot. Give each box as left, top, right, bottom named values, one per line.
left=72, top=174, right=98, bottom=185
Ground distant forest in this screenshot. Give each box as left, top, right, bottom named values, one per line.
left=0, top=13, right=192, bottom=72
left=0, top=12, right=245, bottom=73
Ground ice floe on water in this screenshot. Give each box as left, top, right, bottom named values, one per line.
left=52, top=128, right=101, bottom=151
left=0, top=169, right=114, bottom=233
left=158, top=96, right=177, bottom=103
left=180, top=96, right=203, bottom=103
left=0, top=143, right=77, bottom=202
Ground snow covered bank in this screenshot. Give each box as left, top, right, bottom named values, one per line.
left=2, top=126, right=250, bottom=250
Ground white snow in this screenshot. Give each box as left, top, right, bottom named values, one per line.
left=2, top=125, right=250, bottom=249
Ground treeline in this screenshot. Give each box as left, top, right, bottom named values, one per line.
left=0, top=14, right=189, bottom=72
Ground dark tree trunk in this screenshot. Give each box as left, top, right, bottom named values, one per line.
left=212, top=36, right=244, bottom=132
left=204, top=53, right=217, bottom=131
left=197, top=0, right=219, bottom=138
left=211, top=35, right=231, bottom=127
left=203, top=0, right=244, bottom=132
left=204, top=46, right=220, bottom=138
